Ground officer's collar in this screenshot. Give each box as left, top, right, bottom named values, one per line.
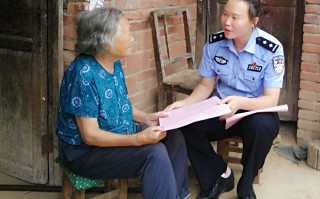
left=245, top=28, right=259, bottom=54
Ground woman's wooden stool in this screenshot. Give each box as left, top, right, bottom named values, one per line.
left=217, top=136, right=262, bottom=184
left=56, top=157, right=128, bottom=199
left=62, top=170, right=128, bottom=199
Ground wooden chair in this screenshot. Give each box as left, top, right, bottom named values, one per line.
left=217, top=137, right=262, bottom=184
left=56, top=157, right=128, bottom=199
left=150, top=7, right=200, bottom=111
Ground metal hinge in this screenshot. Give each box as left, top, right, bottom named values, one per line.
left=41, top=134, right=53, bottom=154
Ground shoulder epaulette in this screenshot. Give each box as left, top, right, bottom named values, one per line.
left=208, top=32, right=226, bottom=43
left=256, top=36, right=279, bottom=53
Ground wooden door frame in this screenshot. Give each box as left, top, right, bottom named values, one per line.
left=47, top=0, right=64, bottom=185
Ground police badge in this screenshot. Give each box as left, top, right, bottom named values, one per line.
left=272, top=55, right=284, bottom=74
left=214, top=56, right=228, bottom=65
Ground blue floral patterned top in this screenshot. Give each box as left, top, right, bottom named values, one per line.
left=56, top=54, right=137, bottom=145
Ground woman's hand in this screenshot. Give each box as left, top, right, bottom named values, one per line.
left=219, top=96, right=245, bottom=120
left=134, top=126, right=167, bottom=145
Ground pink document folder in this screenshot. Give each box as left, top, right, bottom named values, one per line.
left=225, top=104, right=288, bottom=129
left=159, top=96, right=231, bottom=131
left=159, top=96, right=288, bottom=131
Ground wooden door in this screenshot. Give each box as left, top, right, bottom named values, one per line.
left=0, top=0, right=48, bottom=184
left=197, top=0, right=303, bottom=121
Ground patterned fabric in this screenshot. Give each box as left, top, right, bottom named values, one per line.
left=55, top=157, right=104, bottom=191
left=56, top=54, right=137, bottom=145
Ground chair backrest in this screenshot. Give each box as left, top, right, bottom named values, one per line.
left=150, top=7, right=195, bottom=84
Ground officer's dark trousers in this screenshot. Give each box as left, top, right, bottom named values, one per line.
left=181, top=112, right=279, bottom=196
left=59, top=129, right=190, bottom=199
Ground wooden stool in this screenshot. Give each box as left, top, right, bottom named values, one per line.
left=217, top=137, right=262, bottom=184
left=62, top=170, right=128, bottom=199
left=56, top=156, right=128, bottom=199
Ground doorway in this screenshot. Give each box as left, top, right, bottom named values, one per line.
left=0, top=0, right=49, bottom=184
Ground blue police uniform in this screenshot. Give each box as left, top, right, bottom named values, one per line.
left=181, top=28, right=284, bottom=196
left=199, top=28, right=284, bottom=99
left=56, top=54, right=190, bottom=199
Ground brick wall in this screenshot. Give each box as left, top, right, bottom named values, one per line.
left=63, top=0, right=197, bottom=112
left=63, top=0, right=320, bottom=144
left=297, top=0, right=320, bottom=145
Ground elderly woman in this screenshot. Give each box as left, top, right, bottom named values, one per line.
left=56, top=8, right=190, bottom=199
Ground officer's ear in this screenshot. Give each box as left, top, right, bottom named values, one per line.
left=253, top=17, right=259, bottom=27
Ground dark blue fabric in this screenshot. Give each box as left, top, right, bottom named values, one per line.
left=59, top=129, right=190, bottom=199
left=181, top=112, right=279, bottom=196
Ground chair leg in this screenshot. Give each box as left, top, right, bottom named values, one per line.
left=62, top=171, right=73, bottom=199
left=75, top=190, right=85, bottom=199
left=90, top=179, right=128, bottom=199
left=62, top=170, right=86, bottom=199
left=216, top=140, right=224, bottom=156
left=217, top=140, right=230, bottom=158
left=224, top=141, right=231, bottom=156
left=118, top=179, right=128, bottom=199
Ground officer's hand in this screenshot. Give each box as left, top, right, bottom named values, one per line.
left=219, top=96, right=244, bottom=120
left=135, top=126, right=167, bottom=145
left=164, top=100, right=186, bottom=111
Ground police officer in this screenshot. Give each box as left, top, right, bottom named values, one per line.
left=165, top=0, right=285, bottom=199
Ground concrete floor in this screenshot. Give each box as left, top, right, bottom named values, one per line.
left=1, top=122, right=320, bottom=199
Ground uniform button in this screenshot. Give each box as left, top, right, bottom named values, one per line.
left=252, top=77, right=255, bottom=80
left=217, top=69, right=220, bottom=72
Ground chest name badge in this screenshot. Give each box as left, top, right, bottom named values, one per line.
left=247, top=62, right=262, bottom=72
left=214, top=56, right=228, bottom=65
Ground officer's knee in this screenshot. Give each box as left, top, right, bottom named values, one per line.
left=246, top=113, right=279, bottom=136
left=166, top=130, right=186, bottom=147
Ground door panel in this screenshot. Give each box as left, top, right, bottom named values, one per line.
left=0, top=0, right=48, bottom=184
left=207, top=0, right=303, bottom=121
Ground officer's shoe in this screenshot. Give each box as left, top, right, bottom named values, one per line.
left=196, top=170, right=234, bottom=199
left=237, top=189, right=257, bottom=199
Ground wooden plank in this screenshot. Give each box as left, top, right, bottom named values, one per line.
left=152, top=7, right=187, bottom=15
left=164, top=53, right=193, bottom=65
left=195, top=0, right=208, bottom=67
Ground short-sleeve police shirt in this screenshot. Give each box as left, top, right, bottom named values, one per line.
left=198, top=28, right=285, bottom=99
left=56, top=54, right=136, bottom=145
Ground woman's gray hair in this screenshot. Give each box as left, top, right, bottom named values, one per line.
left=75, top=8, right=123, bottom=55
